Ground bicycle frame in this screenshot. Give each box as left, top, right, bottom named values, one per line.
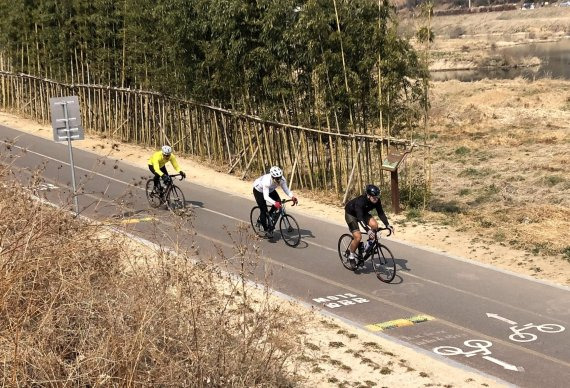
left=266, top=199, right=295, bottom=228
left=357, top=227, right=392, bottom=261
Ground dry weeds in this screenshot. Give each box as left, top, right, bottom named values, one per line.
left=0, top=164, right=304, bottom=387
left=424, top=78, right=570, bottom=262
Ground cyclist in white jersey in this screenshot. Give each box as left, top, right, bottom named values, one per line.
left=253, top=166, right=298, bottom=235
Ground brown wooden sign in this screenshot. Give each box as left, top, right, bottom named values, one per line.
left=381, top=151, right=406, bottom=172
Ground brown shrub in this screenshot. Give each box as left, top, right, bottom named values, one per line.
left=0, top=167, right=303, bottom=387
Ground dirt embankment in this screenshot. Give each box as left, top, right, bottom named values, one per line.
left=425, top=77, right=570, bottom=277
left=400, top=7, right=570, bottom=71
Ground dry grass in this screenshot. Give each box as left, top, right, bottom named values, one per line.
left=0, top=164, right=305, bottom=387
left=426, top=78, right=570, bottom=259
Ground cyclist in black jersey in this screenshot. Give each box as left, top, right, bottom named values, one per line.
left=344, top=184, right=394, bottom=268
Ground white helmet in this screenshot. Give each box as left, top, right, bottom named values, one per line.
left=161, top=145, right=172, bottom=156
left=269, top=166, right=283, bottom=179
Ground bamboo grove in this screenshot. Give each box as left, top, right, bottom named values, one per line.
left=0, top=70, right=431, bottom=203
left=0, top=0, right=432, bottom=206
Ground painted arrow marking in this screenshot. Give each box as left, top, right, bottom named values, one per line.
left=482, top=355, right=524, bottom=372
left=486, top=313, right=517, bottom=325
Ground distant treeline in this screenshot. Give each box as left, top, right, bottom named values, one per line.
left=0, top=0, right=429, bottom=136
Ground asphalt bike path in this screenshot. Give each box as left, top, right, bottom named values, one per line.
left=2, top=125, right=569, bottom=387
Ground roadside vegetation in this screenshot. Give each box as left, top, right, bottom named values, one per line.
left=392, top=7, right=570, bottom=268
left=412, top=78, right=570, bottom=265
left=0, top=0, right=427, bottom=136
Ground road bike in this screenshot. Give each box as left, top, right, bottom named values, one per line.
left=145, top=174, right=186, bottom=215
left=337, top=227, right=396, bottom=283
left=250, top=199, right=301, bottom=247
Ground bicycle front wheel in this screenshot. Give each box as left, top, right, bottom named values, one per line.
left=537, top=324, right=565, bottom=334
left=279, top=214, right=301, bottom=247
left=146, top=179, right=163, bottom=208
left=249, top=206, right=266, bottom=237
left=371, top=243, right=396, bottom=283
left=166, top=185, right=186, bottom=215
left=337, top=234, right=356, bottom=271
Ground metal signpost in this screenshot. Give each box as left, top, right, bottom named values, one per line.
left=49, top=96, right=84, bottom=217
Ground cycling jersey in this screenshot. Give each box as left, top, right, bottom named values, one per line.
left=345, top=194, right=389, bottom=231
left=253, top=173, right=293, bottom=206
left=147, top=151, right=181, bottom=176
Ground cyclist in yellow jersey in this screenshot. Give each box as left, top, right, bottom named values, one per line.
left=148, top=145, right=186, bottom=192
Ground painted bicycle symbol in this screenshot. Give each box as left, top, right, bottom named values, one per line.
left=508, top=323, right=565, bottom=343
left=487, top=313, right=566, bottom=343
left=433, top=339, right=492, bottom=357
left=433, top=339, right=524, bottom=371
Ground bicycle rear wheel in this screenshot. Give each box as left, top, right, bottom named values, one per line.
left=337, top=234, right=356, bottom=271
left=279, top=214, right=301, bottom=247
left=166, top=185, right=186, bottom=215
left=371, top=243, right=396, bottom=283
left=249, top=206, right=267, bottom=237
left=146, top=179, right=163, bottom=208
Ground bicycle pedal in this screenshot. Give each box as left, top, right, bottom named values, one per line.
left=348, top=258, right=357, bottom=269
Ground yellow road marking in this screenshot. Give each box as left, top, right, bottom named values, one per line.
left=105, top=216, right=157, bottom=225
left=120, top=216, right=156, bottom=224
left=366, top=315, right=435, bottom=332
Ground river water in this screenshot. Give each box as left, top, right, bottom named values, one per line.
left=431, top=38, right=570, bottom=82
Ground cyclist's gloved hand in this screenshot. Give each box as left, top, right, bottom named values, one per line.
left=274, top=201, right=282, bottom=210
left=180, top=171, right=186, bottom=179
left=367, top=229, right=376, bottom=241
left=161, top=174, right=171, bottom=184
left=291, top=196, right=298, bottom=205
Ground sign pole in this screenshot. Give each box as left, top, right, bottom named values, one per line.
left=62, top=102, right=80, bottom=217
left=51, top=96, right=84, bottom=218
left=390, top=170, right=400, bottom=214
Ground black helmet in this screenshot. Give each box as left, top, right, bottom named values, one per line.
left=365, top=184, right=380, bottom=197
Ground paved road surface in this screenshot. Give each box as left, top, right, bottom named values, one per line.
left=2, top=124, right=569, bottom=387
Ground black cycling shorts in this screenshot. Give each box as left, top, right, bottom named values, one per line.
left=345, top=212, right=371, bottom=233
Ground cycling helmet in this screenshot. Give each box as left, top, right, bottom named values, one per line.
left=161, top=145, right=172, bottom=156
left=365, top=184, right=380, bottom=197
left=269, top=166, right=283, bottom=179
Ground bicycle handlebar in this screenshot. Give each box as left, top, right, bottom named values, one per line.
left=168, top=174, right=185, bottom=180
left=281, top=199, right=298, bottom=206
left=375, top=227, right=393, bottom=237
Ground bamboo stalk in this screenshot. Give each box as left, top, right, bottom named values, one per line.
left=342, top=139, right=364, bottom=204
